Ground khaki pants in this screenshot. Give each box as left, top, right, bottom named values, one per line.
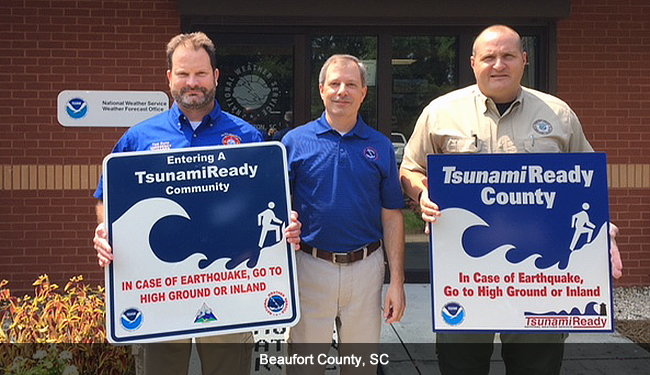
left=140, top=332, right=254, bottom=375
left=288, top=248, right=385, bottom=375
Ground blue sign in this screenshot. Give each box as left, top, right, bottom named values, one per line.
left=428, top=153, right=613, bottom=332
left=103, top=143, right=299, bottom=343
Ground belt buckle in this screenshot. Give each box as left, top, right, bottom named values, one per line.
left=332, top=252, right=348, bottom=264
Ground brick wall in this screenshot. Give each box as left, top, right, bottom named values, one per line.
left=557, top=0, right=650, bottom=285
left=2, top=0, right=649, bottom=293
left=0, top=0, right=180, bottom=293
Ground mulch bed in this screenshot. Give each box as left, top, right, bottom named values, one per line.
left=617, top=320, right=650, bottom=351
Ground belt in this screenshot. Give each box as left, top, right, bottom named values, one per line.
left=299, top=240, right=382, bottom=264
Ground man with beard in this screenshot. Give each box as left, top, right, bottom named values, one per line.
left=92, top=32, right=301, bottom=375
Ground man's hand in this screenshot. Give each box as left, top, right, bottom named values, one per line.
left=285, top=210, right=302, bottom=251
left=384, top=282, right=406, bottom=324
left=419, top=176, right=442, bottom=234
left=93, top=222, right=113, bottom=267
left=400, top=169, right=440, bottom=234
left=610, top=223, right=623, bottom=279
left=381, top=207, right=406, bottom=324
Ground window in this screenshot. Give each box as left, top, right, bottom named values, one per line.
left=210, top=34, right=295, bottom=140
left=392, top=36, right=458, bottom=138
left=310, top=35, right=378, bottom=126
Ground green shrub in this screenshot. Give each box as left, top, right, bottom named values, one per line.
left=404, top=209, right=426, bottom=234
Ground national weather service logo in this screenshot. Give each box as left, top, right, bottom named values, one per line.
left=532, top=119, right=553, bottom=135
left=120, top=308, right=143, bottom=331
left=363, top=146, right=378, bottom=161
left=66, top=98, right=88, bottom=119
left=223, top=64, right=280, bottom=121
left=222, top=133, right=242, bottom=145
left=441, top=302, right=465, bottom=326
left=264, top=291, right=288, bottom=316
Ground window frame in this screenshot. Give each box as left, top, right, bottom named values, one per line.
left=189, top=23, right=551, bottom=136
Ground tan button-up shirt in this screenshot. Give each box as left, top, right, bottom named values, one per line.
left=402, top=85, right=593, bottom=174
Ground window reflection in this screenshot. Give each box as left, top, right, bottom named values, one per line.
left=310, top=35, right=378, bottom=126
left=391, top=36, right=458, bottom=139
left=215, top=42, right=294, bottom=140
left=521, top=36, right=537, bottom=89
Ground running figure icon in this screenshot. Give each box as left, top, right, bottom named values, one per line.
left=570, top=202, right=596, bottom=251
left=258, top=202, right=284, bottom=248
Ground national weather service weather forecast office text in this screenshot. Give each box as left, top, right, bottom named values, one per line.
left=101, top=100, right=167, bottom=113
left=132, top=152, right=260, bottom=196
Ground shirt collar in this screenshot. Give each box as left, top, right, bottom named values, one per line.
left=475, top=85, right=523, bottom=115
left=314, top=112, right=370, bottom=139
left=170, top=100, right=223, bottom=129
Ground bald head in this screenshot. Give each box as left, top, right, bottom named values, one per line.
left=472, top=25, right=523, bottom=57
left=470, top=25, right=527, bottom=103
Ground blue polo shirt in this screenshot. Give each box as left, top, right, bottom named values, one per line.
left=94, top=101, right=263, bottom=199
left=282, top=112, right=405, bottom=252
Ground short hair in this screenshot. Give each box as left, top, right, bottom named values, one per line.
left=318, top=54, right=369, bottom=88
left=166, top=32, right=217, bottom=70
left=471, top=25, right=524, bottom=56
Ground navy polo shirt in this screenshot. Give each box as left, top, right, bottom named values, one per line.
left=282, top=112, right=405, bottom=252
left=94, top=101, right=263, bottom=199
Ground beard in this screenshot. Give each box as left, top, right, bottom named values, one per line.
left=172, top=86, right=216, bottom=110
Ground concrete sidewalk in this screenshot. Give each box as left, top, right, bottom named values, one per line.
left=187, top=283, right=650, bottom=374
left=380, top=283, right=650, bottom=375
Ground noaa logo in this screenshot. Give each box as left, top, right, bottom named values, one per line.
left=264, top=291, right=288, bottom=316
left=120, top=308, right=143, bottom=331
left=66, top=98, right=88, bottom=119
left=363, top=147, right=378, bottom=161
left=532, top=119, right=553, bottom=135
left=441, top=302, right=465, bottom=326
left=222, top=134, right=242, bottom=145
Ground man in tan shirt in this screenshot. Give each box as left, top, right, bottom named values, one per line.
left=400, top=24, right=623, bottom=375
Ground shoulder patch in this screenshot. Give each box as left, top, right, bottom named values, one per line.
left=222, top=133, right=242, bottom=145
left=532, top=119, right=553, bottom=135
left=363, top=146, right=378, bottom=161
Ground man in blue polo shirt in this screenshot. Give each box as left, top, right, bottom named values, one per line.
left=282, top=54, right=406, bottom=375
left=92, top=32, right=301, bottom=375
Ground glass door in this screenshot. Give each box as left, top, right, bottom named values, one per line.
left=209, top=34, right=295, bottom=140
left=309, top=35, right=378, bottom=127
left=203, top=27, right=545, bottom=282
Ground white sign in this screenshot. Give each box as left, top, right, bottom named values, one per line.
left=428, top=153, right=614, bottom=332
left=57, top=90, right=169, bottom=127
left=103, top=143, right=299, bottom=343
